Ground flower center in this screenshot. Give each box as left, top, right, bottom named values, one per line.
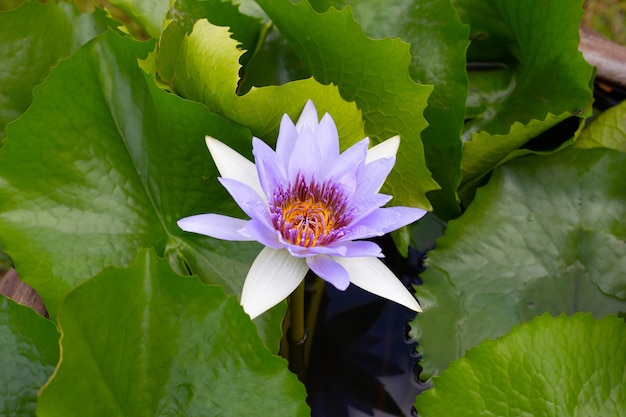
left=271, top=174, right=350, bottom=247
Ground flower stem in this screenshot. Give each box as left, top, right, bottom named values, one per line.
left=288, top=280, right=307, bottom=382
left=304, top=277, right=325, bottom=367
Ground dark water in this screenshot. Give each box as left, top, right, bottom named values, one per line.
left=306, top=236, right=431, bottom=417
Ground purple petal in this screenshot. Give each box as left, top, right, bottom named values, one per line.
left=252, top=137, right=286, bottom=197
left=241, top=219, right=283, bottom=249
left=177, top=214, right=253, bottom=241
left=287, top=127, right=321, bottom=181
left=326, top=138, right=369, bottom=195
left=347, top=206, right=427, bottom=240
left=348, top=193, right=393, bottom=225
left=375, top=206, right=428, bottom=234
left=218, top=177, right=267, bottom=220
left=317, top=113, right=340, bottom=158
left=241, top=248, right=309, bottom=319
left=307, top=255, right=350, bottom=290
left=352, top=156, right=395, bottom=199
left=343, top=208, right=401, bottom=240
left=295, top=100, right=319, bottom=133
left=275, top=113, right=298, bottom=163
left=336, top=256, right=421, bottom=312
left=337, top=240, right=383, bottom=257
left=283, top=241, right=348, bottom=258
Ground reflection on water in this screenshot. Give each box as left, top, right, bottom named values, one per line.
left=306, top=236, right=431, bottom=417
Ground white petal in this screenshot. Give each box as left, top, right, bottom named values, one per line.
left=366, top=135, right=400, bottom=164
left=240, top=247, right=309, bottom=319
left=335, top=256, right=422, bottom=312
left=205, top=136, right=264, bottom=198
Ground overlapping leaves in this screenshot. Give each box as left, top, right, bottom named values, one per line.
left=574, top=98, right=626, bottom=152
left=323, top=0, right=469, bottom=219
left=255, top=0, right=436, bottom=209
left=0, top=12, right=309, bottom=412
left=457, top=0, right=594, bottom=200
left=0, top=29, right=289, bottom=347
left=0, top=297, right=59, bottom=416
left=0, top=0, right=622, bottom=415
left=415, top=314, right=626, bottom=416
left=412, top=145, right=626, bottom=377
left=0, top=1, right=110, bottom=138
left=37, top=249, right=309, bottom=417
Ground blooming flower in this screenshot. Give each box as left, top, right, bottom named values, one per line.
left=178, top=101, right=426, bottom=318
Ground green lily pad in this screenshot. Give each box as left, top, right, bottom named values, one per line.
left=415, top=313, right=626, bottom=416
left=0, top=1, right=110, bottom=138
left=0, top=30, right=284, bottom=348
left=37, top=249, right=309, bottom=417
left=411, top=146, right=626, bottom=377
left=0, top=296, right=59, bottom=417
left=455, top=0, right=594, bottom=192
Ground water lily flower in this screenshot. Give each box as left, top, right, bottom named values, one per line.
left=178, top=101, right=426, bottom=319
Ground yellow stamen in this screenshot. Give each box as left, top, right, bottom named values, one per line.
left=282, top=198, right=335, bottom=247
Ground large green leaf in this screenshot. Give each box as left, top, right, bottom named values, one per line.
left=0, top=296, right=59, bottom=417
left=0, top=1, right=110, bottom=138
left=327, top=0, right=468, bottom=219
left=0, top=31, right=283, bottom=348
left=459, top=113, right=574, bottom=203
left=150, top=0, right=366, bottom=148
left=157, top=20, right=365, bottom=145
left=455, top=0, right=594, bottom=193
left=252, top=0, right=437, bottom=210
left=411, top=146, right=626, bottom=377
left=37, top=249, right=309, bottom=417
left=415, top=313, right=626, bottom=416
left=155, top=0, right=263, bottom=83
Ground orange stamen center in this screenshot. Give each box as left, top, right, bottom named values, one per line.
left=271, top=174, right=350, bottom=248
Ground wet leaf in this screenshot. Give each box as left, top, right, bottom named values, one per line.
left=163, top=20, right=365, bottom=146
left=412, top=146, right=626, bottom=376
left=0, top=296, right=59, bottom=417
left=415, top=313, right=626, bottom=417
left=456, top=0, right=594, bottom=193
left=37, top=249, right=309, bottom=417
left=0, top=31, right=283, bottom=348
left=0, top=1, right=110, bottom=138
